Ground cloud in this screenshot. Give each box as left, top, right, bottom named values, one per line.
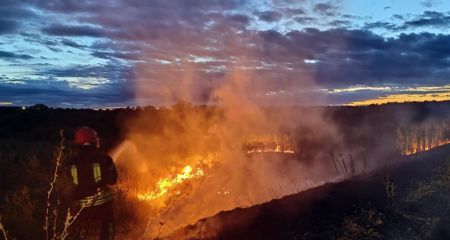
left=256, top=11, right=283, bottom=22
left=0, top=4, right=36, bottom=19
left=0, top=50, right=33, bottom=60
left=1, top=0, right=450, bottom=106
left=41, top=64, right=135, bottom=82
left=91, top=51, right=138, bottom=60
left=0, top=63, right=136, bottom=107
left=403, top=11, right=450, bottom=28
left=30, top=0, right=448, bottom=96
left=250, top=28, right=450, bottom=88
left=0, top=3, right=37, bottom=34
left=0, top=81, right=135, bottom=107
left=364, top=21, right=399, bottom=31
left=41, top=24, right=105, bottom=37
left=0, top=19, right=18, bottom=34
left=313, top=2, right=338, bottom=16
left=421, top=0, right=439, bottom=8
left=60, top=38, right=85, bottom=48
left=365, top=11, right=450, bottom=31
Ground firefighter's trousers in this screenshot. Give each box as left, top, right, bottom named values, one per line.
left=68, top=201, right=115, bottom=240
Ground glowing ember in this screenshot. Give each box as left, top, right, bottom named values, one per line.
left=137, top=165, right=205, bottom=201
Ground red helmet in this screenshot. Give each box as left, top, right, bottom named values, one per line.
left=74, top=127, right=98, bottom=145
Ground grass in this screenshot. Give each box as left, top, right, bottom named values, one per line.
left=340, top=156, right=450, bottom=240
left=0, top=217, right=8, bottom=240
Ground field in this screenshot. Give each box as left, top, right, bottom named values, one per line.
left=0, top=101, right=449, bottom=240
left=168, top=144, right=450, bottom=240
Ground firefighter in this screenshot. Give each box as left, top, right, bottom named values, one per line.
left=66, top=126, right=117, bottom=240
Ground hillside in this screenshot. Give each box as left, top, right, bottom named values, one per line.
left=167, top=144, right=450, bottom=240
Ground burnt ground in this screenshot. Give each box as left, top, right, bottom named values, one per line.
left=166, top=144, right=450, bottom=240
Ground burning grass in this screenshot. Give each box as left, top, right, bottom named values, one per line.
left=110, top=104, right=448, bottom=238
left=136, top=154, right=214, bottom=203
left=244, top=135, right=296, bottom=154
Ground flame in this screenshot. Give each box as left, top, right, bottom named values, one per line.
left=130, top=135, right=296, bottom=204
left=244, top=135, right=296, bottom=154
left=137, top=165, right=205, bottom=201
left=402, top=139, right=450, bottom=155
left=134, top=154, right=215, bottom=202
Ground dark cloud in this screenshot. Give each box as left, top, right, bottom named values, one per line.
left=60, top=38, right=85, bottom=48
left=313, top=2, right=338, bottom=16
left=364, top=21, right=399, bottom=31
left=226, top=14, right=251, bottom=27
left=403, top=11, right=450, bottom=28
left=91, top=51, right=138, bottom=61
left=0, top=3, right=37, bottom=34
left=421, top=0, right=436, bottom=8
left=393, top=14, right=405, bottom=20
left=0, top=5, right=36, bottom=19
left=0, top=81, right=135, bottom=107
left=0, top=19, right=18, bottom=34
left=41, top=24, right=105, bottom=37
left=285, top=8, right=305, bottom=16
left=0, top=50, right=33, bottom=60
left=294, top=16, right=316, bottom=23
left=366, top=11, right=450, bottom=31
left=328, top=19, right=352, bottom=27
left=49, top=47, right=64, bottom=52
left=257, top=11, right=283, bottom=22
left=42, top=64, right=135, bottom=82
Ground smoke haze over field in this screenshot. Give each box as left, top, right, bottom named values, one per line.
left=111, top=55, right=373, bottom=237
left=112, top=79, right=449, bottom=237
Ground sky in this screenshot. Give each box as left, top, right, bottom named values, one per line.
left=0, top=0, right=449, bottom=107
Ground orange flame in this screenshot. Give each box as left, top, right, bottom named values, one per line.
left=137, top=165, right=205, bottom=201
left=135, top=154, right=215, bottom=203
left=244, top=135, right=296, bottom=154
left=402, top=139, right=450, bottom=155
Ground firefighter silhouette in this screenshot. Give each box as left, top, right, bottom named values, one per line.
left=66, top=126, right=117, bottom=240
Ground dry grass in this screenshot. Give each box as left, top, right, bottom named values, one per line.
left=42, top=130, right=89, bottom=240
left=45, top=130, right=65, bottom=240
left=0, top=217, right=8, bottom=240
left=338, top=209, right=383, bottom=240
left=382, top=174, right=397, bottom=205
left=406, top=157, right=450, bottom=203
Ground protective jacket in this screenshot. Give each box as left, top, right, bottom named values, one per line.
left=68, top=145, right=117, bottom=207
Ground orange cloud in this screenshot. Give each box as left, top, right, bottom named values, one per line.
left=346, top=92, right=450, bottom=106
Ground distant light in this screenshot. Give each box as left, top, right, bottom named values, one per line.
left=22, top=106, right=26, bottom=110
left=304, top=59, right=319, bottom=64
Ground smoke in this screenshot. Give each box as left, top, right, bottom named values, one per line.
left=107, top=18, right=448, bottom=238
left=109, top=50, right=354, bottom=237
left=110, top=51, right=450, bottom=238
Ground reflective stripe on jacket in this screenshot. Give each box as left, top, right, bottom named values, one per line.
left=78, top=189, right=115, bottom=208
